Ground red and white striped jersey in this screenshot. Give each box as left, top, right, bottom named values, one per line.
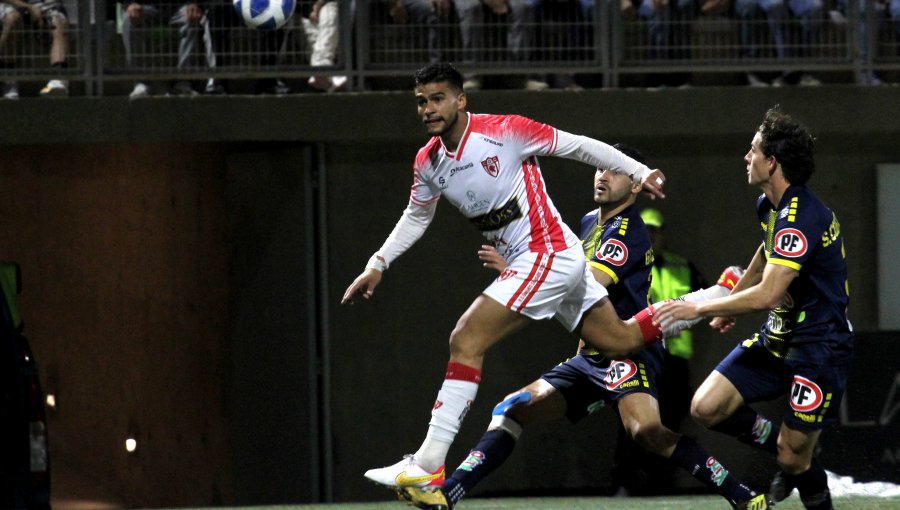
left=410, top=112, right=630, bottom=261
left=410, top=113, right=575, bottom=260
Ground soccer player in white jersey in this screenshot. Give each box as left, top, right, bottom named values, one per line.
left=341, top=62, right=669, bottom=489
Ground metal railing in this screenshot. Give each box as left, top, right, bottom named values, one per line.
left=0, top=0, right=897, bottom=95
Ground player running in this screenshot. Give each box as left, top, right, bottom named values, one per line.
left=399, top=144, right=767, bottom=510
left=653, top=107, right=852, bottom=510
left=342, top=62, right=671, bottom=489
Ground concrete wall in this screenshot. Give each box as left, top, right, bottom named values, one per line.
left=0, top=86, right=897, bottom=506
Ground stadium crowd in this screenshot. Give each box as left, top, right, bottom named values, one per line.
left=0, top=0, right=898, bottom=97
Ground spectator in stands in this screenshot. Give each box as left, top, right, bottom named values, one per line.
left=118, top=1, right=223, bottom=97
left=735, top=0, right=823, bottom=86
left=387, top=0, right=450, bottom=65
left=0, top=0, right=70, bottom=97
left=0, top=2, right=23, bottom=99
left=832, top=0, right=892, bottom=85
left=633, top=0, right=695, bottom=87
left=453, top=0, right=549, bottom=90
left=302, top=0, right=348, bottom=92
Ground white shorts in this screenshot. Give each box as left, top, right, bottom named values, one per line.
left=483, top=243, right=608, bottom=332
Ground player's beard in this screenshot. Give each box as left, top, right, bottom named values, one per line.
left=429, top=111, right=458, bottom=137
left=594, top=185, right=632, bottom=207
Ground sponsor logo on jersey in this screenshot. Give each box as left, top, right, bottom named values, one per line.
left=603, top=359, right=638, bottom=389
left=481, top=156, right=500, bottom=177
left=482, top=137, right=504, bottom=147
left=498, top=268, right=518, bottom=282
left=774, top=228, right=807, bottom=257
left=450, top=162, right=474, bottom=178
left=790, top=375, right=823, bottom=412
left=469, top=197, right=522, bottom=231
left=596, top=239, right=628, bottom=266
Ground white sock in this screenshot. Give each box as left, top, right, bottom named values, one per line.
left=414, top=378, right=479, bottom=471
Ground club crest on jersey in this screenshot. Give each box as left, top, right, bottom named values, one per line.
left=596, top=239, right=628, bottom=266
left=498, top=268, right=518, bottom=282
left=481, top=156, right=500, bottom=178
left=790, top=375, right=823, bottom=412
left=603, top=359, right=638, bottom=389
left=774, top=228, right=807, bottom=257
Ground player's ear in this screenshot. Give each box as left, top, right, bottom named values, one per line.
left=457, top=90, right=467, bottom=110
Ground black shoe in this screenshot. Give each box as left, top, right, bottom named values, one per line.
left=768, top=470, right=795, bottom=503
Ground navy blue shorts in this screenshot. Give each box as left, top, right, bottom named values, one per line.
left=541, top=344, right=666, bottom=423
left=715, top=336, right=851, bottom=431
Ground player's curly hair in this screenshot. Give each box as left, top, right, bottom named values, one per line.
left=415, top=63, right=464, bottom=92
left=758, top=106, right=816, bottom=186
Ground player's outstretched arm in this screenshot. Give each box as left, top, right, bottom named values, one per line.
left=341, top=265, right=383, bottom=305
left=633, top=265, right=745, bottom=342
left=553, top=131, right=663, bottom=198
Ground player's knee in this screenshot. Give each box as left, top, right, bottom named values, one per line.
left=690, top=397, right=719, bottom=427
left=448, top=326, right=485, bottom=361
left=627, top=421, right=668, bottom=452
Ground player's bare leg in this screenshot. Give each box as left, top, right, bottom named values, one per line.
left=364, top=294, right=530, bottom=488
left=691, top=371, right=746, bottom=428
left=617, top=393, right=678, bottom=456
left=576, top=299, right=647, bottom=358
left=768, top=424, right=831, bottom=509
left=503, top=379, right=567, bottom=424
left=619, top=392, right=766, bottom=508
left=446, top=294, right=532, bottom=369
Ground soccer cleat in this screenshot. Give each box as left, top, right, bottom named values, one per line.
left=735, top=493, right=769, bottom=510
left=364, top=455, right=445, bottom=488
left=716, top=266, right=745, bottom=292
left=768, top=470, right=795, bottom=503
left=399, top=486, right=452, bottom=510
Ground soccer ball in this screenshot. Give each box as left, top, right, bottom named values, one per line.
left=233, top=0, right=295, bottom=30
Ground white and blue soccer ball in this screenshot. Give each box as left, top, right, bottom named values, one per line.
left=233, top=0, right=295, bottom=29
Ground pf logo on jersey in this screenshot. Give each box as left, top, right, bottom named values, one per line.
left=774, top=228, right=808, bottom=257
left=790, top=375, right=823, bottom=412
left=596, top=239, right=628, bottom=266
left=603, top=359, right=637, bottom=389
left=481, top=156, right=500, bottom=178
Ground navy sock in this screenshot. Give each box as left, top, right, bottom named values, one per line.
left=669, top=436, right=755, bottom=507
left=709, top=406, right=779, bottom=454
left=444, top=429, right=517, bottom=506
left=792, top=461, right=832, bottom=510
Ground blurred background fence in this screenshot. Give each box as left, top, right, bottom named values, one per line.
left=2, top=0, right=900, bottom=94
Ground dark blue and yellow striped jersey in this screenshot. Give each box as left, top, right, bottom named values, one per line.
left=578, top=204, right=654, bottom=321
left=756, top=186, right=853, bottom=362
